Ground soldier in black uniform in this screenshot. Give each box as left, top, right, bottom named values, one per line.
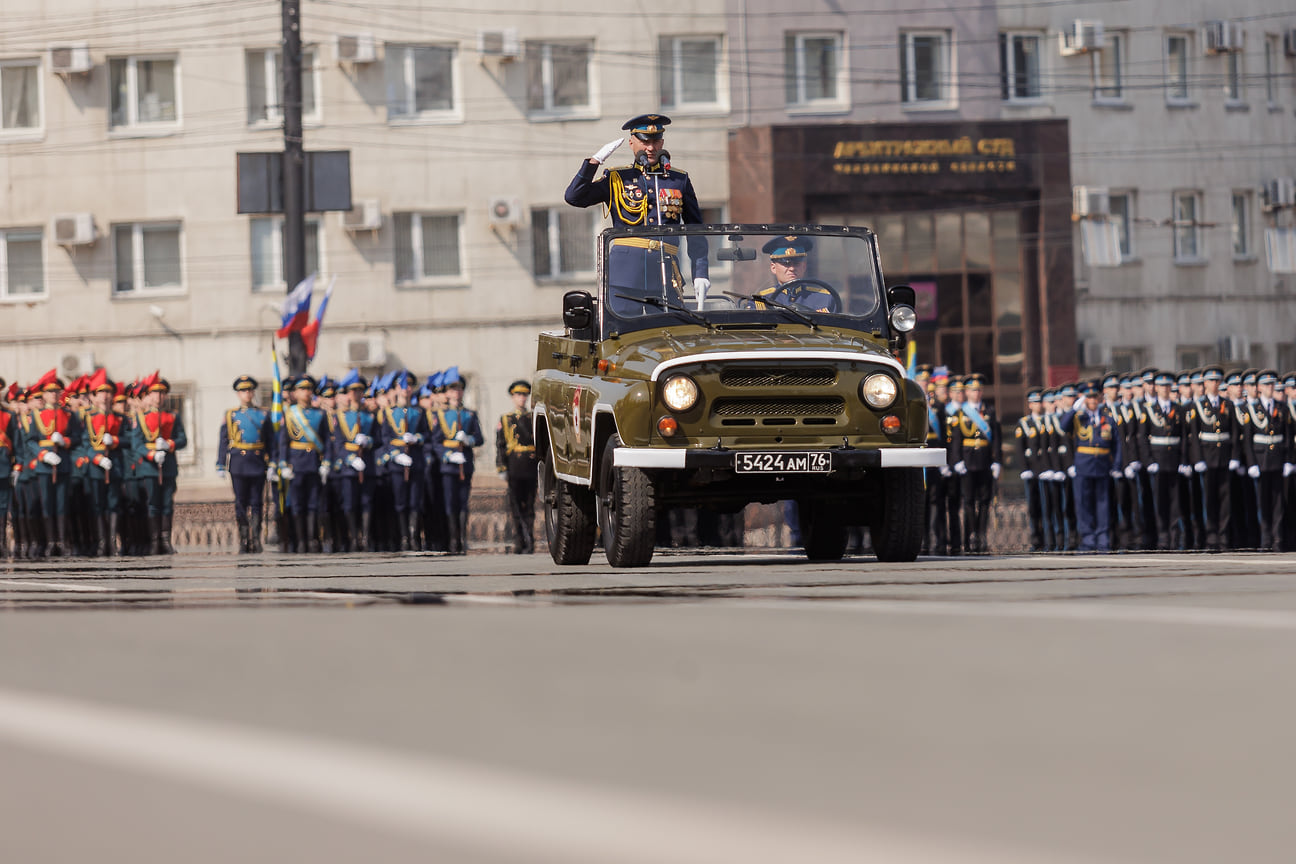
left=948, top=373, right=1002, bottom=554
left=1138, top=371, right=1188, bottom=550
left=1113, top=376, right=1144, bottom=549
left=216, top=376, right=274, bottom=553
left=1283, top=372, right=1296, bottom=552
left=1239, top=369, right=1289, bottom=551
left=1016, top=388, right=1051, bottom=552
left=495, top=380, right=538, bottom=554
left=944, top=375, right=965, bottom=554
left=1183, top=366, right=1234, bottom=551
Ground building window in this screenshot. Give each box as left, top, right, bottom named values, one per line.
left=999, top=32, right=1042, bottom=102
left=1165, top=34, right=1191, bottom=103
left=113, top=223, right=183, bottom=295
left=249, top=217, right=322, bottom=292
left=1092, top=32, right=1125, bottom=101
left=526, top=41, right=593, bottom=117
left=1109, top=191, right=1134, bottom=259
left=1264, top=37, right=1279, bottom=106
left=394, top=212, right=462, bottom=285
left=1172, top=191, right=1202, bottom=261
left=785, top=32, right=847, bottom=108
left=1225, top=51, right=1244, bottom=103
left=1109, top=348, right=1147, bottom=374
left=1232, top=192, right=1252, bottom=257
left=900, top=31, right=953, bottom=107
left=1176, top=346, right=1209, bottom=370
left=1, top=228, right=45, bottom=299
left=531, top=207, right=595, bottom=279
left=109, top=56, right=179, bottom=129
left=161, top=383, right=198, bottom=466
left=658, top=35, right=724, bottom=111
left=0, top=59, right=41, bottom=133
left=246, top=48, right=319, bottom=126
left=385, top=44, right=458, bottom=121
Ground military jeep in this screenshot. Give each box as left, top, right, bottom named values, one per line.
left=533, top=224, right=944, bottom=567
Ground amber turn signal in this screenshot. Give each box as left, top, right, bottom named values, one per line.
left=657, top=416, right=679, bottom=438
left=881, top=415, right=901, bottom=433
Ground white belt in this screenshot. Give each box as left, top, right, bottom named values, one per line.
left=1148, top=436, right=1181, bottom=446
left=1198, top=432, right=1228, bottom=442
left=1252, top=433, right=1283, bottom=445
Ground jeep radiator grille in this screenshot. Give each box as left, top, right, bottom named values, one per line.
left=711, top=397, right=846, bottom=425
left=718, top=367, right=836, bottom=388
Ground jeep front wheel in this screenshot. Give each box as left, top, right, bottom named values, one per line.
left=871, top=467, right=924, bottom=562
left=598, top=436, right=657, bottom=567
left=541, top=454, right=596, bottom=565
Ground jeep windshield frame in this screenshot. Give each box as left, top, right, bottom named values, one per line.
left=597, top=224, right=887, bottom=338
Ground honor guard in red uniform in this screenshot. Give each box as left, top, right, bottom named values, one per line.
left=79, top=370, right=125, bottom=556
left=29, top=371, right=83, bottom=557
left=128, top=375, right=186, bottom=554
left=496, top=379, right=538, bottom=554
left=0, top=384, right=16, bottom=558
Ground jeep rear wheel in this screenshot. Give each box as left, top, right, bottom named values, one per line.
left=871, top=467, right=924, bottom=562
left=799, top=499, right=847, bottom=562
left=598, top=436, right=657, bottom=568
left=541, top=455, right=596, bottom=565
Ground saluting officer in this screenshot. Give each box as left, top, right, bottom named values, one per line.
left=565, top=113, right=710, bottom=315
left=1057, top=380, right=1122, bottom=552
left=217, top=375, right=274, bottom=554
left=1138, top=371, right=1188, bottom=550
left=432, top=368, right=485, bottom=556
left=1239, top=369, right=1289, bottom=551
left=1183, top=366, right=1234, bottom=551
left=278, top=375, right=329, bottom=553
left=495, top=379, right=538, bottom=555
left=949, top=373, right=1002, bottom=554
left=129, top=376, right=186, bottom=555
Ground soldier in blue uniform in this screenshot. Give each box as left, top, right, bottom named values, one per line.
left=1057, top=380, right=1123, bottom=552
left=376, top=369, right=429, bottom=552
left=432, top=368, right=484, bottom=555
left=749, top=236, right=840, bottom=312
left=216, top=375, right=274, bottom=554
left=332, top=371, right=377, bottom=552
left=278, top=375, right=329, bottom=553
left=565, top=113, right=709, bottom=316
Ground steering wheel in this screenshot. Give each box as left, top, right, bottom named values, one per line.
left=772, top=278, right=842, bottom=314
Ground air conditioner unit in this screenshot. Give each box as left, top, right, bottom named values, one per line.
left=60, top=352, right=95, bottom=377
left=1265, top=228, right=1296, bottom=274
left=49, top=43, right=92, bottom=75
left=1262, top=178, right=1296, bottom=210
left=1204, top=20, right=1244, bottom=55
left=477, top=28, right=521, bottom=60
left=1220, top=334, right=1248, bottom=363
left=335, top=34, right=376, bottom=64
left=1284, top=29, right=1296, bottom=58
left=52, top=213, right=96, bottom=246
left=488, top=197, right=521, bottom=227
left=1060, top=20, right=1104, bottom=56
left=342, top=199, right=382, bottom=231
left=346, top=335, right=386, bottom=366
left=1073, top=185, right=1110, bottom=218
left=1078, top=339, right=1104, bottom=367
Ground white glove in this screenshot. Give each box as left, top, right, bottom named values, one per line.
left=50, top=431, right=65, bottom=446
left=348, top=455, right=366, bottom=472
left=455, top=430, right=471, bottom=444
left=1248, top=464, right=1261, bottom=479
left=354, top=433, right=371, bottom=448
left=938, top=465, right=951, bottom=478
left=215, top=466, right=225, bottom=479
left=990, top=463, right=1001, bottom=480
left=1178, top=464, right=1193, bottom=477
left=447, top=451, right=467, bottom=465
left=402, top=432, right=416, bottom=444
left=591, top=137, right=624, bottom=164
left=1127, top=461, right=1141, bottom=473
left=1228, top=459, right=1240, bottom=472
left=152, top=450, right=166, bottom=465
left=266, top=467, right=278, bottom=482
left=1284, top=463, right=1295, bottom=478
left=954, top=461, right=967, bottom=475
left=102, top=433, right=116, bottom=447
left=1124, top=465, right=1137, bottom=479
left=319, top=464, right=330, bottom=482
left=393, top=452, right=413, bottom=468
left=1147, top=462, right=1159, bottom=475
left=1020, top=470, right=1034, bottom=481
left=281, top=465, right=294, bottom=480
left=1110, top=470, right=1122, bottom=479
left=155, top=439, right=170, bottom=452
left=92, top=456, right=112, bottom=471
left=1194, top=461, right=1207, bottom=473
left=1067, top=465, right=1077, bottom=478
left=41, top=451, right=62, bottom=466
left=693, top=277, right=711, bottom=308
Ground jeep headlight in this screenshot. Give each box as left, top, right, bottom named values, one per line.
left=861, top=374, right=898, bottom=409
left=661, top=374, right=699, bottom=412
left=889, top=304, right=917, bottom=333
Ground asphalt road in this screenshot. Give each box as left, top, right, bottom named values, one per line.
left=3, top=549, right=1296, bottom=864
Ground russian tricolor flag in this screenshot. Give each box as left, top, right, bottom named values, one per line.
left=300, top=275, right=336, bottom=362
left=276, top=272, right=316, bottom=339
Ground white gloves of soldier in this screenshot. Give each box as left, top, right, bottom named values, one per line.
left=1228, top=459, right=1241, bottom=473
left=454, top=430, right=471, bottom=444
left=591, top=137, right=624, bottom=164
left=991, top=463, right=1001, bottom=480
left=1285, top=463, right=1295, bottom=478
left=152, top=450, right=167, bottom=465
left=1194, top=461, right=1208, bottom=473
left=1147, top=462, right=1159, bottom=475
left=41, top=451, right=62, bottom=466
left=1124, top=465, right=1137, bottom=480
left=1178, top=464, right=1193, bottom=477
left=216, top=466, right=227, bottom=479
left=1110, top=470, right=1122, bottom=479
left=155, top=439, right=171, bottom=452
left=1020, top=470, right=1034, bottom=481
left=319, top=464, right=330, bottom=482
left=354, top=433, right=371, bottom=448
left=693, top=278, right=711, bottom=309
left=1248, top=465, right=1261, bottom=479
left=50, top=431, right=65, bottom=447
left=954, top=461, right=967, bottom=475
left=1127, top=460, right=1142, bottom=473
left=1067, top=465, right=1077, bottom=478
left=447, top=451, right=467, bottom=465
left=348, top=455, right=366, bottom=472
left=97, top=456, right=113, bottom=472
left=102, top=433, right=116, bottom=447
left=402, top=432, right=418, bottom=445
left=281, top=465, right=294, bottom=480
left=393, top=452, right=413, bottom=468
left=266, top=466, right=278, bottom=482
left=938, top=465, right=951, bottom=478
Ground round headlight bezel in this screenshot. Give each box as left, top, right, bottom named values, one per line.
left=861, top=373, right=899, bottom=409
left=661, top=374, right=699, bottom=412
left=889, top=304, right=917, bottom=333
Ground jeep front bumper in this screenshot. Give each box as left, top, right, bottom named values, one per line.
left=613, top=446, right=947, bottom=470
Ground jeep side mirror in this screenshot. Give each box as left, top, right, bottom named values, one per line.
left=562, top=290, right=595, bottom=340
left=886, top=284, right=916, bottom=309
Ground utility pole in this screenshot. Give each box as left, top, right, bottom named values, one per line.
left=283, top=0, right=307, bottom=377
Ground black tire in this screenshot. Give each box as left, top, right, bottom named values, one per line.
left=799, top=499, right=847, bottom=562
left=541, top=455, right=596, bottom=565
left=598, top=436, right=656, bottom=567
left=871, top=468, right=924, bottom=562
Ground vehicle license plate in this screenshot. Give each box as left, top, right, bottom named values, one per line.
left=734, top=452, right=832, bottom=473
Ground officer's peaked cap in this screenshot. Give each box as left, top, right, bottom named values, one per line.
left=233, top=375, right=258, bottom=391
left=622, top=114, right=671, bottom=139
left=761, top=235, right=814, bottom=259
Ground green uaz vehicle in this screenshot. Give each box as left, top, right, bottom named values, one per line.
left=533, top=224, right=944, bottom=567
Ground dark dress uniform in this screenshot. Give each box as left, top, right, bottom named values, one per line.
left=1058, top=395, right=1122, bottom=552
left=924, top=392, right=950, bottom=555
left=217, top=376, right=274, bottom=554
left=432, top=403, right=485, bottom=556
left=128, top=391, right=187, bottom=555
left=0, top=404, right=16, bottom=558
left=1137, top=389, right=1187, bottom=551
left=948, top=391, right=1002, bottom=554
left=1114, top=389, right=1145, bottom=549
left=331, top=400, right=377, bottom=552
left=278, top=380, right=329, bottom=553
left=1284, top=377, right=1296, bottom=552
left=1239, top=376, right=1289, bottom=552
left=1015, top=394, right=1051, bottom=552
left=80, top=405, right=124, bottom=556
left=495, top=381, right=538, bottom=554
left=31, top=387, right=84, bottom=556
left=376, top=400, right=430, bottom=551
left=1182, top=374, right=1235, bottom=551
